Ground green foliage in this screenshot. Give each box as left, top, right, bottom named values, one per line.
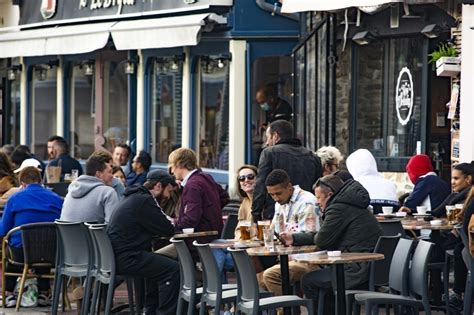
left=428, top=42, right=458, bottom=64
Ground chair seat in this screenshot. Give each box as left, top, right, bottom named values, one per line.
left=355, top=291, right=421, bottom=305
left=241, top=295, right=306, bottom=309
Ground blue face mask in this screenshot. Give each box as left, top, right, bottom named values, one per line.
left=260, top=102, right=270, bottom=111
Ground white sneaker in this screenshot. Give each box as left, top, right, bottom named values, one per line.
left=5, top=295, right=17, bottom=308
left=37, top=294, right=52, bottom=306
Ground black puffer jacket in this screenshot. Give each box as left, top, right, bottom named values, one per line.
left=293, top=180, right=382, bottom=289
left=252, top=138, right=322, bottom=221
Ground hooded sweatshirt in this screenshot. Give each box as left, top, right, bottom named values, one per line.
left=404, top=154, right=450, bottom=211
left=346, top=149, right=398, bottom=209
left=60, top=175, right=119, bottom=223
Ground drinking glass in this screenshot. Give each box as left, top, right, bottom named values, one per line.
left=257, top=220, right=271, bottom=240
left=239, top=221, right=251, bottom=241
left=263, top=226, right=274, bottom=251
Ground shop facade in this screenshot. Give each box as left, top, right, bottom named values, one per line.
left=0, top=0, right=300, bottom=194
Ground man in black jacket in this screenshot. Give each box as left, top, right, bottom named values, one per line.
left=252, top=120, right=322, bottom=222
left=108, top=169, right=179, bottom=315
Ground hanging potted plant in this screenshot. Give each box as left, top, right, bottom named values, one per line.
left=428, top=42, right=461, bottom=77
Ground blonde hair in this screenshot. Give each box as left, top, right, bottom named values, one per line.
left=316, top=146, right=343, bottom=168
left=168, top=148, right=198, bottom=171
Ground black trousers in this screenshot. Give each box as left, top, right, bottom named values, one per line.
left=116, top=251, right=179, bottom=315
left=5, top=246, right=51, bottom=293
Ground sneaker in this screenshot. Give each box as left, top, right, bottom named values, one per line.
left=448, top=292, right=463, bottom=311
left=37, top=294, right=52, bottom=307
left=5, top=295, right=17, bottom=308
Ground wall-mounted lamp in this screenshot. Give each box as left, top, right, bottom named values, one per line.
left=352, top=31, right=377, bottom=45
left=154, top=54, right=185, bottom=75
left=124, top=57, right=139, bottom=75
left=83, top=60, right=95, bottom=76
left=421, top=24, right=442, bottom=39
left=200, top=54, right=232, bottom=74
left=7, top=65, right=22, bottom=81
left=34, top=65, right=49, bottom=81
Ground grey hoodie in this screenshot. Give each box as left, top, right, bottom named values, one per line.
left=60, top=175, right=119, bottom=223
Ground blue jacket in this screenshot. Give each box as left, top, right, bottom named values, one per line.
left=0, top=184, right=63, bottom=248
left=404, top=175, right=450, bottom=212
left=125, top=171, right=147, bottom=187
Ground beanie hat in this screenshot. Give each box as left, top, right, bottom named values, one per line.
left=406, top=154, right=434, bottom=184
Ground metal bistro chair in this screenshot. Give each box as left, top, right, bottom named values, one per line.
left=1, top=222, right=57, bottom=312
left=172, top=238, right=236, bottom=315
left=454, top=225, right=474, bottom=315
left=52, top=221, right=94, bottom=315
left=379, top=219, right=407, bottom=238
left=355, top=240, right=434, bottom=315
left=221, top=213, right=239, bottom=239
left=228, top=247, right=314, bottom=315
left=87, top=224, right=137, bottom=315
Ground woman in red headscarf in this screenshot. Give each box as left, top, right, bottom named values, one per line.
left=399, top=154, right=450, bottom=213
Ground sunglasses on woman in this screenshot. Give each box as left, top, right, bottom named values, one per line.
left=238, top=174, right=256, bottom=182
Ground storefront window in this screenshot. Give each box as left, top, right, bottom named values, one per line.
left=199, top=57, right=229, bottom=170
left=8, top=80, right=21, bottom=146
left=102, top=58, right=128, bottom=150
left=305, top=35, right=317, bottom=151
left=71, top=65, right=95, bottom=159
left=250, top=56, right=293, bottom=165
left=150, top=57, right=183, bottom=163
left=294, top=49, right=305, bottom=141
left=32, top=64, right=57, bottom=159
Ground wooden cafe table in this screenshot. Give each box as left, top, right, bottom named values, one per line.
left=293, top=252, right=384, bottom=315
left=172, top=230, right=218, bottom=239
left=246, top=245, right=318, bottom=315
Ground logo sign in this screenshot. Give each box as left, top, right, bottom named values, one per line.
left=395, top=67, right=414, bottom=126
left=41, top=0, right=57, bottom=20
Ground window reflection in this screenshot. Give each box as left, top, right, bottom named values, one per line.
left=71, top=65, right=95, bottom=159
left=199, top=57, right=229, bottom=170
left=151, top=57, right=183, bottom=163
left=32, top=65, right=57, bottom=159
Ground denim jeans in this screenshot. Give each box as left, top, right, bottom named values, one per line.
left=212, top=248, right=235, bottom=283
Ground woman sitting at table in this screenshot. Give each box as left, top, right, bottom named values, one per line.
left=399, top=154, right=450, bottom=213
left=212, top=165, right=257, bottom=280
left=432, top=162, right=474, bottom=218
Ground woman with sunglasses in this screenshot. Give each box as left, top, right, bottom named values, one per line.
left=212, top=165, right=258, bottom=281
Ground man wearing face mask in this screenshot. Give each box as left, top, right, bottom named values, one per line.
left=256, top=83, right=293, bottom=123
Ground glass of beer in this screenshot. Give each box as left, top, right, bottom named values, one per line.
left=239, top=221, right=251, bottom=241
left=446, top=205, right=456, bottom=223
left=257, top=220, right=271, bottom=240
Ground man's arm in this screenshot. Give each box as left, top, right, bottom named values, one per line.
left=313, top=208, right=346, bottom=249
left=251, top=149, right=272, bottom=222
left=403, top=179, right=431, bottom=211
left=0, top=198, right=15, bottom=237
left=141, top=198, right=175, bottom=237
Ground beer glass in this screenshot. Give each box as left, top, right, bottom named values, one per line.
left=257, top=220, right=271, bottom=240
left=239, top=221, right=251, bottom=241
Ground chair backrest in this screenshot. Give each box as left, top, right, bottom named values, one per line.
left=379, top=219, right=407, bottom=238
left=45, top=182, right=70, bottom=197
left=388, top=238, right=413, bottom=295
left=55, top=221, right=92, bottom=268
left=221, top=214, right=239, bottom=239
left=370, top=234, right=401, bottom=289
left=88, top=224, right=115, bottom=278
left=408, top=240, right=434, bottom=298
left=193, top=241, right=222, bottom=295
left=228, top=248, right=260, bottom=303
left=21, top=222, right=57, bottom=265
left=171, top=238, right=197, bottom=291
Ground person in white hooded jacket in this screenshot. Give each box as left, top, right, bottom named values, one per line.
left=346, top=149, right=399, bottom=214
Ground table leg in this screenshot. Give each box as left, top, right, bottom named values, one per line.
left=280, top=255, right=291, bottom=315
left=334, top=264, right=346, bottom=315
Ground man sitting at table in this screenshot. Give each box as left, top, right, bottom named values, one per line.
left=108, top=169, right=179, bottom=315
left=280, top=174, right=382, bottom=311
left=260, top=169, right=319, bottom=296
left=60, top=152, right=119, bottom=223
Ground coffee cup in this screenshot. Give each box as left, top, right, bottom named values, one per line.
left=416, top=206, right=428, bottom=215
left=382, top=206, right=393, bottom=215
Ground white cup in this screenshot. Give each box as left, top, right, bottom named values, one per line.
left=382, top=206, right=393, bottom=215
left=416, top=206, right=428, bottom=215
left=182, top=228, right=194, bottom=234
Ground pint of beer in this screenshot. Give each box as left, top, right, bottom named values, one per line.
left=446, top=205, right=456, bottom=222
left=257, top=220, right=271, bottom=240
left=239, top=221, right=252, bottom=241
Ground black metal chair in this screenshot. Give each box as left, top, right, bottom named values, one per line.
left=355, top=240, right=434, bottom=315
left=378, top=219, right=407, bottom=238
left=1, top=222, right=57, bottom=312
left=228, top=247, right=314, bottom=315
left=221, top=213, right=239, bottom=239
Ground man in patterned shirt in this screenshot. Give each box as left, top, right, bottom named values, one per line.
left=259, top=169, right=319, bottom=296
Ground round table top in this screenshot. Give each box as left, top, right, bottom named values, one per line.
left=401, top=219, right=453, bottom=230
left=293, top=252, right=384, bottom=264
left=172, top=230, right=219, bottom=239
left=209, top=239, right=263, bottom=249
left=246, top=245, right=318, bottom=257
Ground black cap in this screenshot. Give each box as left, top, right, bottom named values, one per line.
left=146, top=169, right=177, bottom=186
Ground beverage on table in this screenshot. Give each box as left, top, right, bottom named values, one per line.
left=257, top=220, right=271, bottom=240
left=240, top=221, right=252, bottom=241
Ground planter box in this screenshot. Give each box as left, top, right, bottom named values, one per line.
left=436, top=56, right=461, bottom=77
